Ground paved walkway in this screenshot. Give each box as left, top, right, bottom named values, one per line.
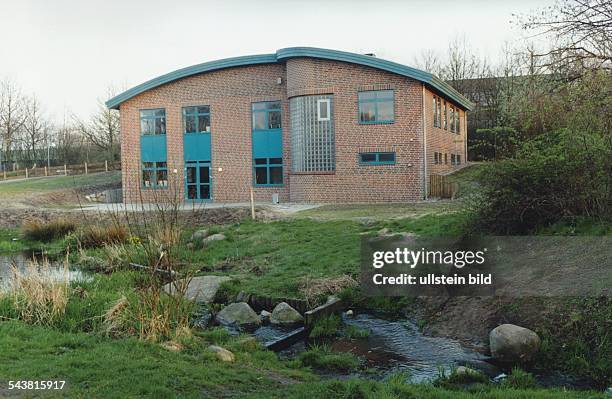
left=80, top=202, right=321, bottom=214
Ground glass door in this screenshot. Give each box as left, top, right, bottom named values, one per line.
left=185, top=161, right=211, bottom=201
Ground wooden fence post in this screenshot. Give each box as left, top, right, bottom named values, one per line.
left=44, top=166, right=48, bottom=176
left=105, top=160, right=108, bottom=172
left=84, top=162, right=88, bottom=175
left=3, top=170, right=6, bottom=180
left=25, top=168, right=28, bottom=179
left=64, top=164, right=67, bottom=176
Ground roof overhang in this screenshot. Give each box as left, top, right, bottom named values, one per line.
left=106, top=47, right=474, bottom=111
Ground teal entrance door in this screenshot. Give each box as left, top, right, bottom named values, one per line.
left=185, top=161, right=211, bottom=201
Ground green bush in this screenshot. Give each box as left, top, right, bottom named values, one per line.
left=472, top=129, right=611, bottom=234
left=22, top=219, right=76, bottom=242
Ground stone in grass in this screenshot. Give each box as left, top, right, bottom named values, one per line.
left=191, top=229, right=210, bottom=241
left=207, top=345, right=235, bottom=362
left=163, top=276, right=232, bottom=303
left=260, top=310, right=272, bottom=324
left=489, top=324, right=540, bottom=364
left=215, top=302, right=261, bottom=327
left=202, top=233, right=226, bottom=246
left=270, top=302, right=303, bottom=325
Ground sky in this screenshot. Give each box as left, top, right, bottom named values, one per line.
left=0, top=0, right=555, bottom=123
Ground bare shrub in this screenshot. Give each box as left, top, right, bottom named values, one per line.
left=8, top=256, right=70, bottom=325
left=79, top=223, right=128, bottom=248
left=22, top=218, right=76, bottom=242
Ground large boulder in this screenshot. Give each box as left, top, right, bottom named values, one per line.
left=270, top=302, right=303, bottom=325
left=163, top=276, right=232, bottom=303
left=215, top=302, right=261, bottom=327
left=489, top=324, right=540, bottom=363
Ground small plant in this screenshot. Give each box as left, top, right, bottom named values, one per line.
left=502, top=367, right=537, bottom=389
left=309, top=314, right=342, bottom=339
left=344, top=325, right=370, bottom=339
left=298, top=344, right=359, bottom=372
left=22, top=218, right=76, bottom=242
left=79, top=224, right=128, bottom=248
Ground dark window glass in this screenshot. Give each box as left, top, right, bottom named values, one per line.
left=186, top=167, right=196, bottom=184
left=378, top=153, right=395, bottom=162
left=198, top=115, right=210, bottom=132
left=185, top=115, right=196, bottom=133
left=142, top=170, right=153, bottom=187
left=269, top=158, right=282, bottom=165
left=268, top=111, right=281, bottom=129
left=187, top=185, right=197, bottom=199
left=269, top=167, right=283, bottom=184
left=360, top=153, right=376, bottom=163
left=255, top=167, right=268, bottom=184
left=197, top=106, right=210, bottom=114
left=200, top=185, right=210, bottom=200
left=445, top=153, right=448, bottom=164
left=199, top=167, right=209, bottom=183
left=184, top=106, right=196, bottom=115
left=267, top=102, right=281, bottom=110
left=156, top=169, right=168, bottom=187
left=457, top=155, right=461, bottom=164
left=154, top=117, right=166, bottom=135
left=255, top=158, right=267, bottom=165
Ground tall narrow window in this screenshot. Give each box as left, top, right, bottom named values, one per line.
left=183, top=106, right=210, bottom=133
left=252, top=101, right=282, bottom=186
left=140, top=109, right=166, bottom=135
left=455, top=109, right=461, bottom=134
left=449, top=106, right=455, bottom=133
left=437, top=98, right=442, bottom=127
left=358, top=90, right=394, bottom=124
left=433, top=97, right=438, bottom=127
left=443, top=102, right=447, bottom=130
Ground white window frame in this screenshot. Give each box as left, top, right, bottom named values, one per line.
left=317, top=99, right=330, bottom=121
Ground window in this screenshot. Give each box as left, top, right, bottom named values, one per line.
left=444, top=153, right=448, bottom=164
left=254, top=158, right=283, bottom=186
left=140, top=109, right=166, bottom=135
left=252, top=101, right=281, bottom=130
left=457, top=154, right=461, bottom=165
left=449, top=106, right=455, bottom=133
left=183, top=106, right=210, bottom=133
left=433, top=97, right=438, bottom=127
left=358, top=90, right=394, bottom=124
left=451, top=154, right=456, bottom=165
left=455, top=109, right=460, bottom=134
left=434, top=152, right=439, bottom=164
left=443, top=102, right=447, bottom=130
left=317, top=99, right=330, bottom=121
left=142, top=162, right=168, bottom=188
left=359, top=152, right=396, bottom=165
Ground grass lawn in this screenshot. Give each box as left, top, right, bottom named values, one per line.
left=0, top=172, right=121, bottom=195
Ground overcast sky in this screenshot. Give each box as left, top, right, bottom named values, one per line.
left=0, top=0, right=555, bottom=122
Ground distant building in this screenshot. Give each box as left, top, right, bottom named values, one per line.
left=107, top=47, right=473, bottom=203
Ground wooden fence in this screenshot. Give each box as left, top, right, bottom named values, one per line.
left=1, top=161, right=121, bottom=181
left=428, top=174, right=458, bottom=199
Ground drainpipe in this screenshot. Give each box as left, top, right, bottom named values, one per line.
left=422, top=84, right=428, bottom=200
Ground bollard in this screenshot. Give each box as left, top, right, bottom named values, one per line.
left=105, top=160, right=108, bottom=172
left=64, top=164, right=67, bottom=176
left=84, top=162, right=88, bottom=175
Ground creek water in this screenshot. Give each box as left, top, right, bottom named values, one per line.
left=0, top=252, right=88, bottom=291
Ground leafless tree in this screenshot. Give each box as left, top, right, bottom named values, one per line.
left=0, top=79, right=27, bottom=170
left=413, top=49, right=443, bottom=75
left=73, top=87, right=121, bottom=161
left=519, top=0, right=612, bottom=72
left=21, top=94, right=50, bottom=166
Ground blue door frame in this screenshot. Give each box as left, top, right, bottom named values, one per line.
left=185, top=161, right=212, bottom=202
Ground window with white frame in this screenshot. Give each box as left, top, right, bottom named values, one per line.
left=317, top=99, right=330, bottom=121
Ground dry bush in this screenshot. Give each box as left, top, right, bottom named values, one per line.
left=8, top=257, right=70, bottom=325
left=300, top=275, right=358, bottom=307
left=102, top=295, right=132, bottom=337
left=79, top=224, right=128, bottom=248
left=22, top=218, right=76, bottom=242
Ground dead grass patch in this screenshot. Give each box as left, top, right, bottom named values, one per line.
left=300, top=275, right=358, bottom=307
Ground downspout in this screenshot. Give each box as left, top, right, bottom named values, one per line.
left=422, top=84, right=428, bottom=200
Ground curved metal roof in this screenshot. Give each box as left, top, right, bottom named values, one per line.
left=106, top=47, right=474, bottom=110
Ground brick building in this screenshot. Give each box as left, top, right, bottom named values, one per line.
left=106, top=47, right=473, bottom=204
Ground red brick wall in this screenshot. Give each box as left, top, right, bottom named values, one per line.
left=118, top=57, right=468, bottom=204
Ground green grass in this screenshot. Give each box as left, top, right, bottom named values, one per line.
left=297, top=345, right=360, bottom=372
left=309, top=314, right=343, bottom=339
left=0, top=171, right=120, bottom=195
left=0, top=228, right=70, bottom=254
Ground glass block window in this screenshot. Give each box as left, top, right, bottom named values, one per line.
left=358, top=90, right=394, bottom=123
left=183, top=106, right=210, bottom=133
left=140, top=109, right=166, bottom=135
left=254, top=158, right=283, bottom=186
left=142, top=162, right=168, bottom=188
left=359, top=152, right=396, bottom=165
left=252, top=101, right=281, bottom=130
left=290, top=95, right=335, bottom=173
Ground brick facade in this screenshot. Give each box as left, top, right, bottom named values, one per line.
left=117, top=53, right=468, bottom=204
